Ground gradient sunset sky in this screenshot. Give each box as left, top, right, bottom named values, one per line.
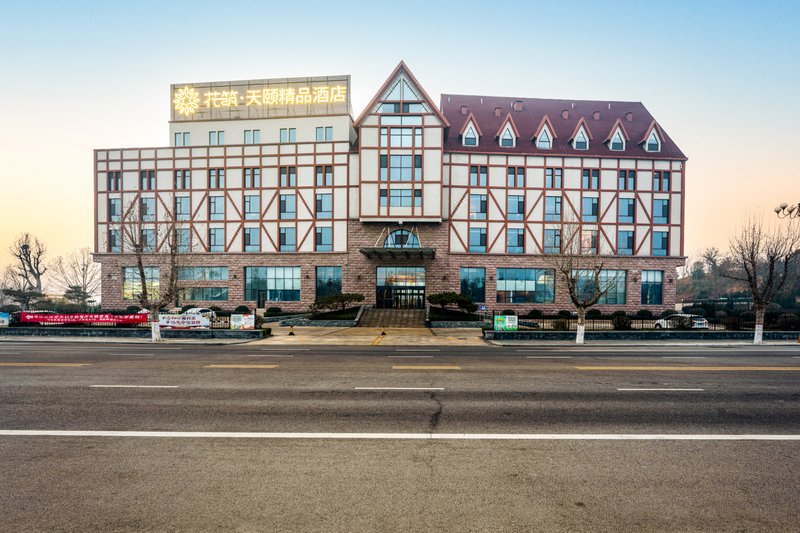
left=0, top=0, right=798, bottom=272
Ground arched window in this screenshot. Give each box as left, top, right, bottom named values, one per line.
left=384, top=229, right=420, bottom=249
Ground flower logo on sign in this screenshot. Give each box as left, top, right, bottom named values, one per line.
left=173, top=86, right=200, bottom=116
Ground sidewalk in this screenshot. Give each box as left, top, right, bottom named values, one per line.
left=251, top=326, right=488, bottom=346
left=0, top=335, right=251, bottom=345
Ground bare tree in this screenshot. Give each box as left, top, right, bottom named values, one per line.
left=9, top=233, right=47, bottom=293
left=50, top=248, right=101, bottom=310
left=725, top=216, right=800, bottom=344
left=701, top=247, right=721, bottom=300
left=117, top=196, right=183, bottom=341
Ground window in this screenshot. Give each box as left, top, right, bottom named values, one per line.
left=380, top=189, right=388, bottom=207
left=176, top=228, right=190, bottom=253
left=641, top=270, right=663, bottom=305
left=414, top=189, right=422, bottom=208
left=508, top=228, right=524, bottom=254
left=315, top=227, right=332, bottom=252
left=574, top=129, right=588, bottom=150
left=315, top=165, right=333, bottom=186
left=209, top=196, right=224, bottom=221
left=280, top=128, right=296, bottom=143
left=610, top=130, right=625, bottom=151
left=175, top=196, right=191, bottom=221
left=279, top=227, right=296, bottom=252
left=618, top=170, right=636, bottom=190
left=108, top=229, right=121, bottom=253
left=208, top=169, right=225, bottom=189
left=496, top=268, right=555, bottom=304
left=654, top=171, right=671, bottom=192
left=646, top=131, right=661, bottom=152
left=244, top=228, right=260, bottom=252
left=140, top=197, right=155, bottom=222
left=469, top=165, right=487, bottom=187
left=582, top=169, right=599, bottom=189
left=315, top=127, right=333, bottom=142
left=544, top=229, right=561, bottom=254
left=209, top=131, right=225, bottom=145
left=469, top=227, right=487, bottom=253
left=107, top=171, right=121, bottom=191
left=315, top=193, right=332, bottom=219
left=582, top=197, right=598, bottom=222
left=380, top=127, right=422, bottom=148
left=618, top=198, right=635, bottom=224
left=508, top=195, right=524, bottom=221
left=244, top=168, right=261, bottom=188
left=178, top=267, right=229, bottom=281
left=141, top=229, right=155, bottom=252
left=183, top=287, right=228, bottom=301
left=384, top=229, right=419, bottom=249
left=507, top=167, right=525, bottom=187
left=545, top=168, right=562, bottom=189
left=279, top=166, right=297, bottom=187
left=378, top=103, right=400, bottom=113
left=245, top=266, right=300, bottom=301
left=575, top=270, right=627, bottom=304
left=653, top=231, right=669, bottom=256
left=123, top=266, right=159, bottom=300
left=469, top=194, right=487, bottom=220
left=316, top=266, right=342, bottom=298
left=544, top=196, right=562, bottom=222
left=108, top=198, right=121, bottom=222
left=654, top=199, right=670, bottom=224
left=581, top=229, right=598, bottom=254
left=463, top=125, right=478, bottom=146
left=460, top=267, right=485, bottom=303
left=244, top=129, right=260, bottom=144
left=381, top=155, right=421, bottom=181
left=537, top=128, right=552, bottom=149
left=244, top=195, right=260, bottom=220
left=140, top=170, right=155, bottom=191
left=209, top=228, right=224, bottom=252
left=500, top=127, right=514, bottom=147
left=280, top=194, right=296, bottom=219
left=174, top=170, right=191, bottom=190
left=174, top=132, right=190, bottom=146
left=618, top=230, right=634, bottom=255
left=389, top=189, right=413, bottom=207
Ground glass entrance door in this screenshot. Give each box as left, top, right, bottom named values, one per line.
left=376, top=267, right=426, bottom=309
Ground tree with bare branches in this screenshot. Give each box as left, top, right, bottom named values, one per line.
left=725, top=216, right=800, bottom=344
left=50, top=248, right=101, bottom=310
left=6, top=234, right=48, bottom=309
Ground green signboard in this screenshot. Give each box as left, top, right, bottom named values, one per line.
left=494, top=315, right=518, bottom=331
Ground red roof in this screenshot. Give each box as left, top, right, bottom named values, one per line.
left=440, top=94, right=686, bottom=159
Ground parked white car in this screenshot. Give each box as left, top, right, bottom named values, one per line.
left=654, top=314, right=708, bottom=329
left=183, top=307, right=217, bottom=319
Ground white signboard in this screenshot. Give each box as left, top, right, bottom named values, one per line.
left=231, top=314, right=255, bottom=330
left=0, top=312, right=9, bottom=327
left=159, top=314, right=210, bottom=329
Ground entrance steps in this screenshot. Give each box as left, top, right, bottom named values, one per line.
left=358, top=308, right=426, bottom=328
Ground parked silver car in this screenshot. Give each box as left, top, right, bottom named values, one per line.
left=654, top=313, right=709, bottom=329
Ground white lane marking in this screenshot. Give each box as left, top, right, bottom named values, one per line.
left=247, top=354, right=293, bottom=357
left=395, top=349, right=440, bottom=352
left=0, top=430, right=797, bottom=441
left=387, top=355, right=434, bottom=358
left=260, top=348, right=309, bottom=351
left=526, top=356, right=572, bottom=359
left=354, top=387, right=445, bottom=391
left=662, top=356, right=707, bottom=359
left=90, top=385, right=180, bottom=389
left=0, top=352, right=21, bottom=355
left=110, top=353, right=154, bottom=356
left=617, top=388, right=704, bottom=392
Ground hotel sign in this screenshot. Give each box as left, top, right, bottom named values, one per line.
left=170, top=75, right=350, bottom=122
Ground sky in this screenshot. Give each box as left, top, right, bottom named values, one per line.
left=0, top=0, right=798, bottom=272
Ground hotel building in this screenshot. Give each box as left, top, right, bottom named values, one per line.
left=94, top=62, right=686, bottom=313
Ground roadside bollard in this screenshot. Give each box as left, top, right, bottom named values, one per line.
left=381, top=326, right=386, bottom=336
left=289, top=326, right=295, bottom=336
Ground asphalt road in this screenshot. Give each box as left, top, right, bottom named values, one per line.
left=1, top=341, right=799, bottom=531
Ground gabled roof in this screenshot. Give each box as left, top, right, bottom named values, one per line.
left=355, top=61, right=450, bottom=127
left=604, top=118, right=630, bottom=144
left=494, top=113, right=520, bottom=139
left=640, top=120, right=664, bottom=145
left=569, top=117, right=593, bottom=143
left=460, top=112, right=482, bottom=136
left=531, top=114, right=556, bottom=142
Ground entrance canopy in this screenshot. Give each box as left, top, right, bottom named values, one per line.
left=359, top=247, right=435, bottom=260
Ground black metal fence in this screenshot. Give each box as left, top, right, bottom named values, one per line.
left=507, top=312, right=800, bottom=331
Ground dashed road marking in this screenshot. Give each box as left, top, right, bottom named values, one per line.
left=204, top=364, right=279, bottom=369
left=617, top=388, right=704, bottom=392
left=392, top=365, right=460, bottom=370
left=355, top=387, right=445, bottom=391
left=577, top=366, right=800, bottom=371
left=90, top=385, right=180, bottom=389
left=0, top=363, right=90, bottom=367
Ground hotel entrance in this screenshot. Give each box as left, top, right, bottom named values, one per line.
left=376, top=266, right=426, bottom=309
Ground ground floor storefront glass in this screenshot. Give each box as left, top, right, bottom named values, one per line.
left=245, top=266, right=300, bottom=304
left=376, top=266, right=425, bottom=309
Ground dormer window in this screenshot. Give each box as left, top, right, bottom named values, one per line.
left=574, top=130, right=588, bottom=150
left=537, top=128, right=552, bottom=149
left=610, top=130, right=625, bottom=151
left=646, top=131, right=661, bottom=152
left=500, top=128, right=514, bottom=147
left=464, top=126, right=478, bottom=146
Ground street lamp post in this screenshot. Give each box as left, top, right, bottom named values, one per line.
left=774, top=202, right=800, bottom=219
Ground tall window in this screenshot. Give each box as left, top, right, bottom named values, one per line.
left=315, top=227, right=332, bottom=252
left=618, top=170, right=636, bottom=190
left=244, top=168, right=261, bottom=188
left=108, top=229, right=121, bottom=253
left=244, top=129, right=260, bottom=144
left=582, top=197, right=598, bottom=222
left=174, top=132, right=190, bottom=146
left=654, top=199, right=670, bottom=224
left=280, top=128, right=296, bottom=143
left=315, top=126, right=333, bottom=142
left=315, top=165, right=333, bottom=186
left=107, top=171, right=121, bottom=191
left=469, top=227, right=487, bottom=253
left=209, top=228, right=224, bottom=252
left=123, top=267, right=159, bottom=300
left=508, top=228, right=524, bottom=254
left=379, top=189, right=388, bottom=207
left=244, top=228, right=260, bottom=252
left=316, top=266, right=342, bottom=298
left=460, top=267, right=485, bottom=303
left=544, top=229, right=561, bottom=254
left=545, top=168, right=562, bottom=188
left=582, top=169, right=599, bottom=189
left=316, top=193, right=332, bottom=219
left=279, top=227, right=296, bottom=252
left=641, top=270, right=663, bottom=304
left=175, top=196, right=191, bottom=221
left=244, top=195, right=260, bottom=220
left=618, top=230, right=634, bottom=255
left=245, top=267, right=300, bottom=301
left=174, top=170, right=191, bottom=190
left=507, top=167, right=525, bottom=187
left=176, top=228, right=190, bottom=253
left=279, top=167, right=297, bottom=187
left=140, top=229, right=155, bottom=252
left=496, top=268, right=555, bottom=303
left=209, top=131, right=225, bottom=145
left=280, top=194, right=296, bottom=219
left=618, top=198, right=635, bottom=224
left=653, top=231, right=669, bottom=256
left=654, top=171, right=671, bottom=192
left=140, top=170, right=155, bottom=191
left=581, top=229, right=598, bottom=255
left=140, top=197, right=155, bottom=222
left=469, top=165, right=487, bottom=186
left=469, top=194, right=487, bottom=220
left=209, top=196, right=224, bottom=221
left=507, top=195, right=524, bottom=221
left=208, top=169, right=225, bottom=188
left=545, top=196, right=562, bottom=222
left=108, top=198, right=121, bottom=222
